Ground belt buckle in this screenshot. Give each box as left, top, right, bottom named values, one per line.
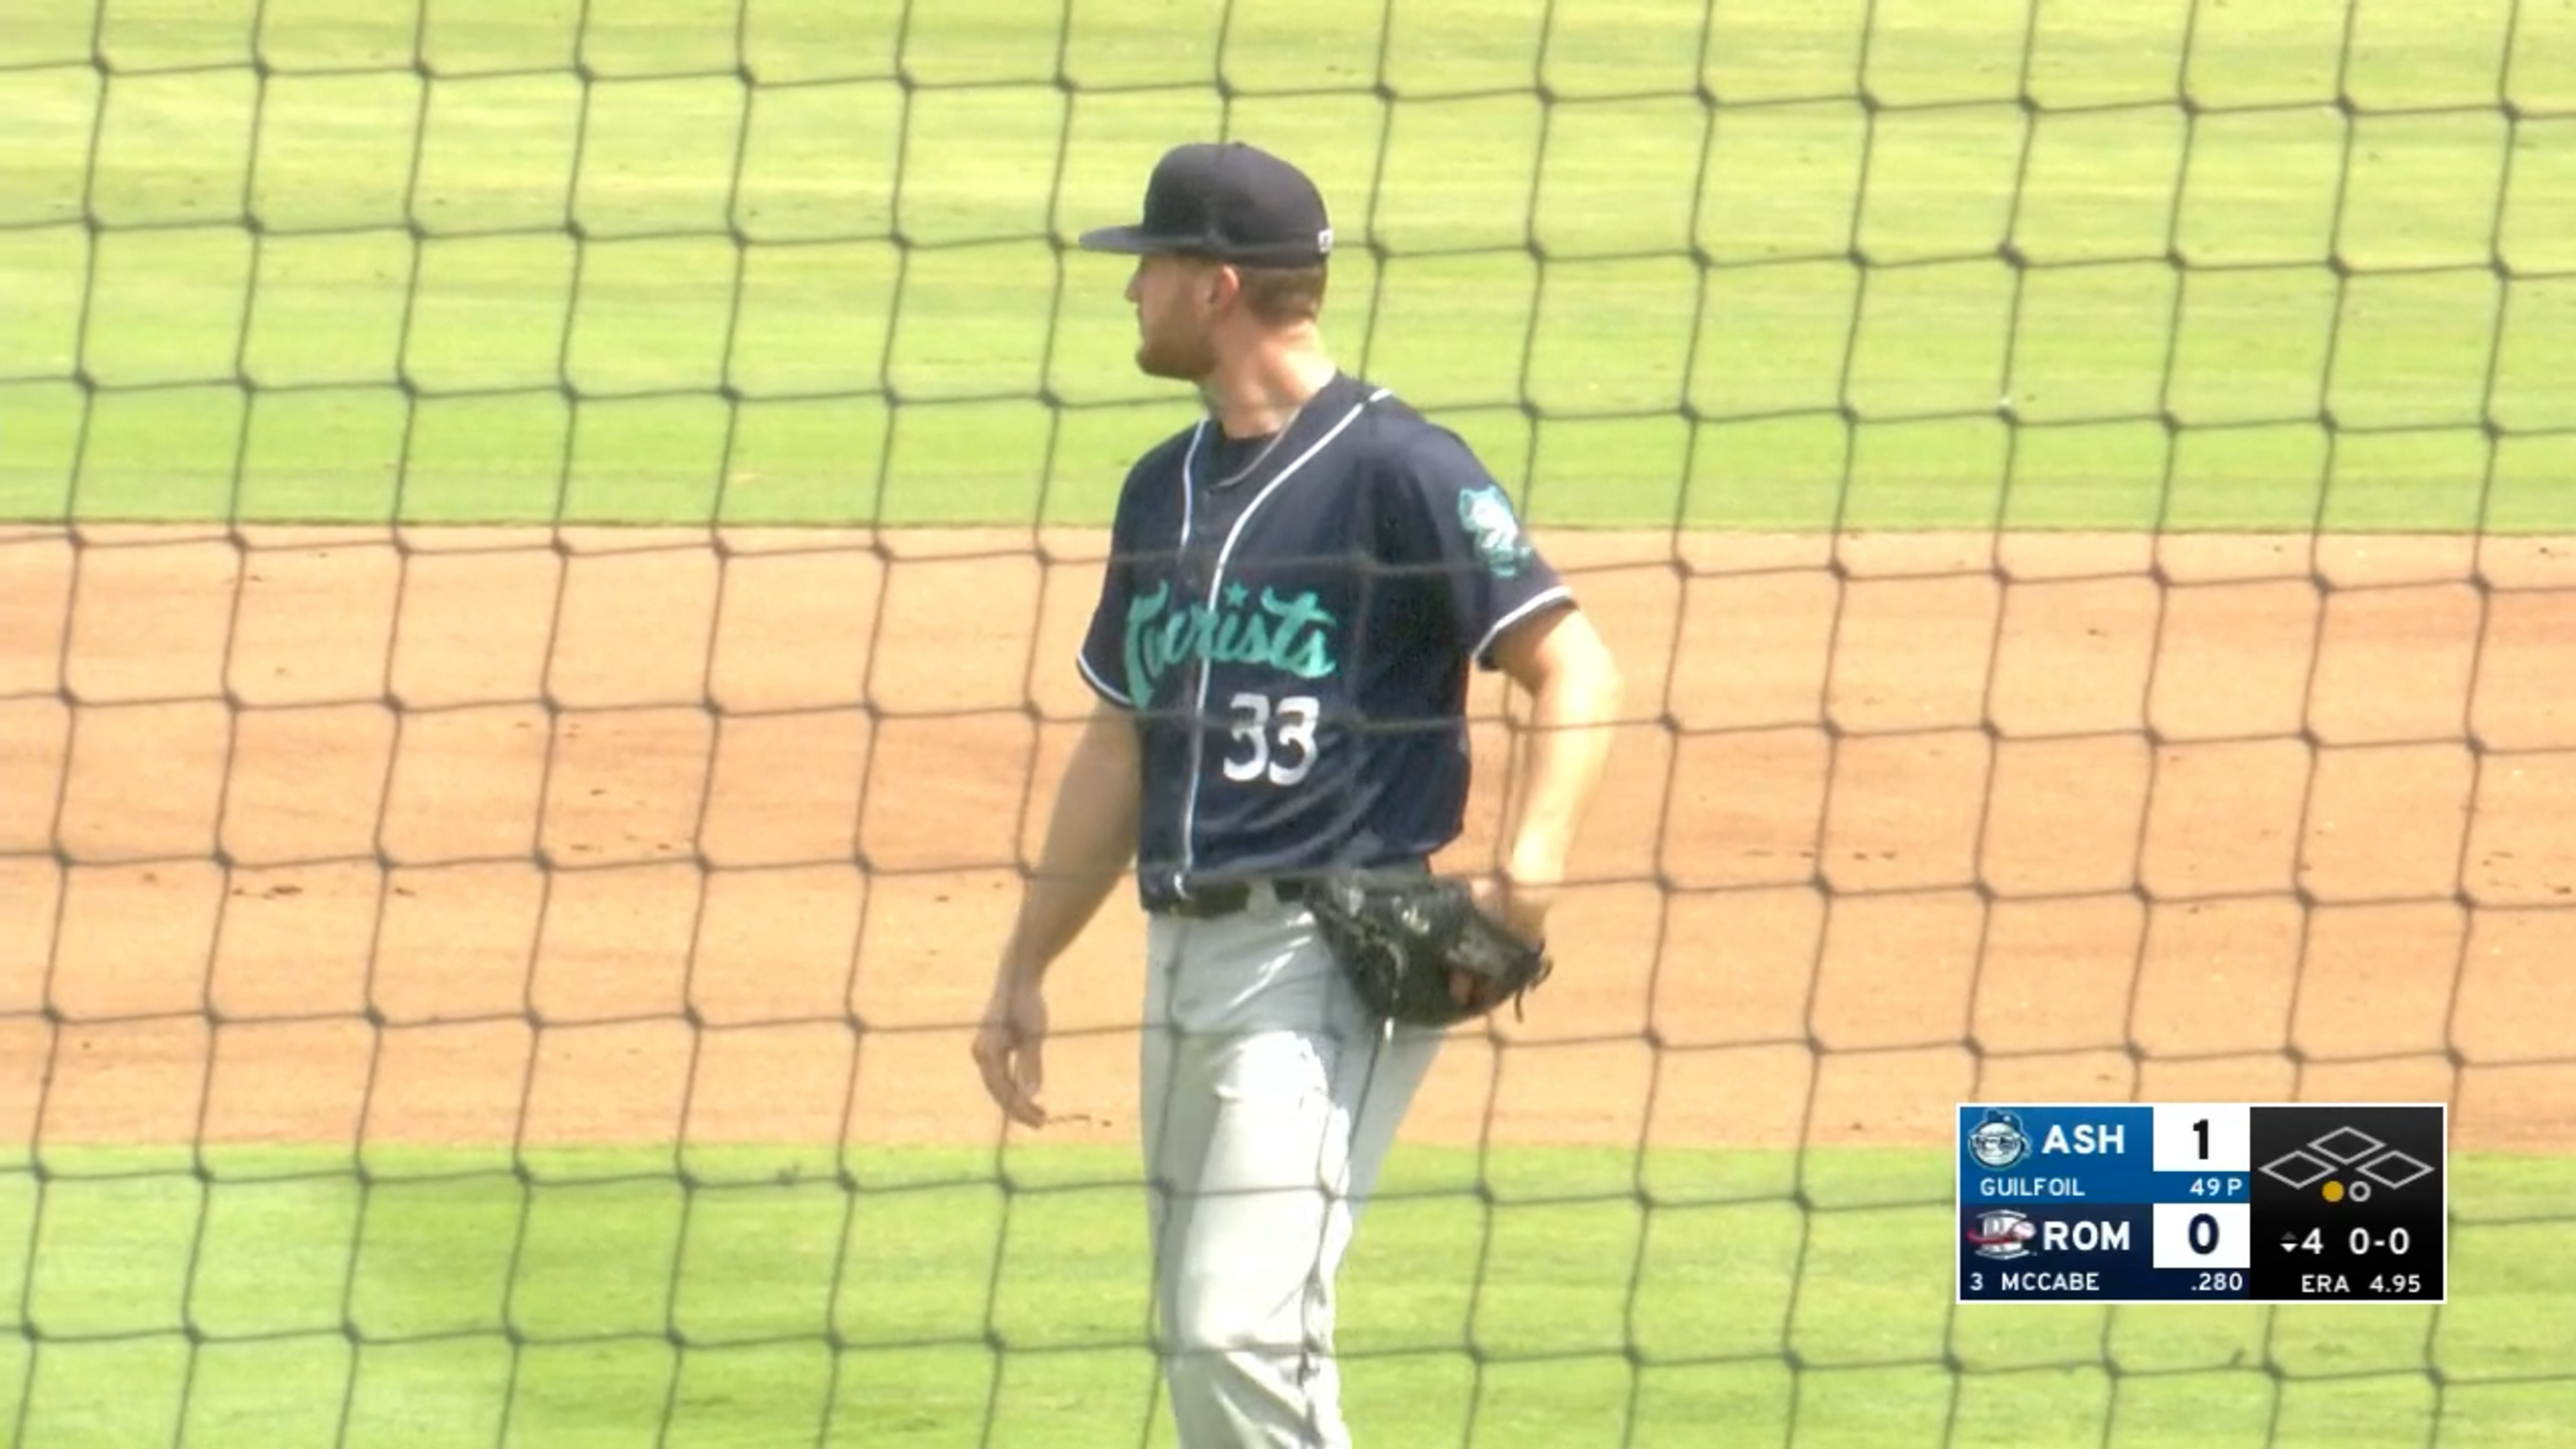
left=1170, top=880, right=1252, bottom=919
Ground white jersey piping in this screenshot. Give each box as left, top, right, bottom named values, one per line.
left=1471, top=583, right=1574, bottom=664
left=1169, top=385, right=1392, bottom=901
left=1074, top=649, right=1131, bottom=707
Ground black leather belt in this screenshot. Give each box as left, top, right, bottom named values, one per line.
left=1152, top=861, right=1427, bottom=920
left=1155, top=878, right=1317, bottom=920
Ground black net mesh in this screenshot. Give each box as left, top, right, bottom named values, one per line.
left=3, top=0, right=2572, bottom=1442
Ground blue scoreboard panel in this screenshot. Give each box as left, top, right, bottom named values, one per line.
left=1956, top=1103, right=2446, bottom=1303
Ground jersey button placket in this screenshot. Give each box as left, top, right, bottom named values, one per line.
left=1173, top=454, right=1223, bottom=904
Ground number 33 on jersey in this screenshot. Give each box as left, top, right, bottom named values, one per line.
left=1222, top=692, right=1319, bottom=786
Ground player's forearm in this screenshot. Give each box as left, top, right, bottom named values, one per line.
left=1501, top=627, right=1624, bottom=892
left=999, top=706, right=1142, bottom=985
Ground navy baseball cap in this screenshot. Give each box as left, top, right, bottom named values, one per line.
left=1078, top=142, right=1334, bottom=267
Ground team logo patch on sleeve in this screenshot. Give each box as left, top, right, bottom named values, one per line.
left=1457, top=485, right=1533, bottom=579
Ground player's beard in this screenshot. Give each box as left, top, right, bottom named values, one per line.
left=1134, top=315, right=1218, bottom=383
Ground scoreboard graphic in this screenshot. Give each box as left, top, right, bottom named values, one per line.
left=1956, top=1103, right=2446, bottom=1303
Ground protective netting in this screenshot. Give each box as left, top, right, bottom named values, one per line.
left=3, top=0, right=2574, bottom=1442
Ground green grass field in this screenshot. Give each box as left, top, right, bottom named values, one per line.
left=2, top=0, right=2573, bottom=530
left=7, top=1144, right=2576, bottom=1446
left=8, top=0, right=2576, bottom=1443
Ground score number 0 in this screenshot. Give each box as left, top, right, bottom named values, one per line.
left=2152, top=1106, right=2251, bottom=1273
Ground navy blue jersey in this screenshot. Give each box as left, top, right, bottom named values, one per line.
left=1076, top=372, right=1572, bottom=912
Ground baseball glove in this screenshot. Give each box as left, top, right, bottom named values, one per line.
left=1304, top=872, right=1552, bottom=1028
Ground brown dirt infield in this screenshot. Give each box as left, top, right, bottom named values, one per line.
left=4, top=522, right=2574, bottom=1161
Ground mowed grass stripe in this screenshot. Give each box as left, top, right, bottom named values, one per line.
left=1, top=0, right=2571, bottom=528
left=1, top=1144, right=2571, bottom=1445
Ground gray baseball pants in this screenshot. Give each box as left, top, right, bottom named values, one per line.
left=1140, top=886, right=1445, bottom=1448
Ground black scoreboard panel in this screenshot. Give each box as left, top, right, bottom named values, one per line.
left=1957, top=1103, right=2445, bottom=1304
left=2247, top=1105, right=2446, bottom=1301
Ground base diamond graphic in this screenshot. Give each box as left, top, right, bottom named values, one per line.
left=2261, top=1148, right=2334, bottom=1189
left=2359, top=1149, right=2433, bottom=1191
left=2310, top=1126, right=2386, bottom=1164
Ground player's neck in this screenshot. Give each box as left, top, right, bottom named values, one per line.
left=1201, top=334, right=1337, bottom=440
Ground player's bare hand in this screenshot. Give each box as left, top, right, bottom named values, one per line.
left=1471, top=872, right=1553, bottom=944
left=972, top=977, right=1050, bottom=1128
left=1461, top=874, right=1553, bottom=1008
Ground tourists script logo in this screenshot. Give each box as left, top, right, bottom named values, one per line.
left=1123, top=581, right=1338, bottom=705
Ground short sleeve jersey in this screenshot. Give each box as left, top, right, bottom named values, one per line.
left=1077, top=372, right=1573, bottom=912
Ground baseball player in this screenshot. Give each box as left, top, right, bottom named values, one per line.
left=970, top=141, right=1624, bottom=1447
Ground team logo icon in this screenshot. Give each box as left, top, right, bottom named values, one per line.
left=1968, top=1109, right=2030, bottom=1170
left=1457, top=485, right=1532, bottom=579
left=1966, top=1208, right=2039, bottom=1260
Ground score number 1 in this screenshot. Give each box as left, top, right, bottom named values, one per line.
left=2153, top=1106, right=2252, bottom=1274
